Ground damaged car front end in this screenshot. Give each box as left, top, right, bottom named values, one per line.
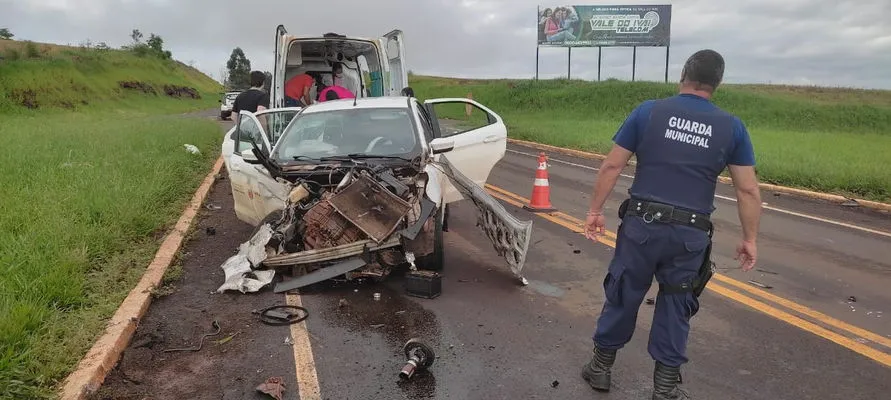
left=218, top=98, right=533, bottom=294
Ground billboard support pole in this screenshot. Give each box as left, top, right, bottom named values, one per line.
left=567, top=47, right=572, bottom=79
left=632, top=46, right=637, bottom=82
left=664, top=45, right=670, bottom=83
left=535, top=46, right=540, bottom=81
left=598, top=46, right=602, bottom=81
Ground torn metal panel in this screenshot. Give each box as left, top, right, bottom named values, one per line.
left=328, top=173, right=413, bottom=243
left=263, top=236, right=402, bottom=267
left=433, top=155, right=534, bottom=281
left=399, top=197, right=437, bottom=240
left=217, top=224, right=276, bottom=293
left=273, top=257, right=367, bottom=293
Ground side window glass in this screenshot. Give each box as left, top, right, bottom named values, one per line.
left=259, top=111, right=299, bottom=145
left=427, top=102, right=494, bottom=138
left=235, top=115, right=268, bottom=156
left=415, top=102, right=434, bottom=141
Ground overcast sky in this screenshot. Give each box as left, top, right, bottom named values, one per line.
left=3, top=0, right=890, bottom=89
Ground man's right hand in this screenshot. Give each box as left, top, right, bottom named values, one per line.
left=735, top=240, right=757, bottom=271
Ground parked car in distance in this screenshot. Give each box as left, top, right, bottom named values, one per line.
left=219, top=91, right=241, bottom=120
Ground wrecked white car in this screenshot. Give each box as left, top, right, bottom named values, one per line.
left=218, top=96, right=533, bottom=293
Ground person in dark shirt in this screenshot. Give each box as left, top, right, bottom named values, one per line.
left=232, top=71, right=270, bottom=114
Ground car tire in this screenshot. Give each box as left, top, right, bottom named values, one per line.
left=416, top=204, right=444, bottom=271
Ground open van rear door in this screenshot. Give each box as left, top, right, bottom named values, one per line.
left=272, top=25, right=288, bottom=108
left=382, top=30, right=407, bottom=96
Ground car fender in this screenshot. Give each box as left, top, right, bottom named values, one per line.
left=423, top=163, right=443, bottom=208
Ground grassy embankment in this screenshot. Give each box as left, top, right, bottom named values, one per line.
left=0, top=40, right=224, bottom=399
left=410, top=75, right=891, bottom=202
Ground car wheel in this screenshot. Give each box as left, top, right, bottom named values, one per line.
left=416, top=205, right=444, bottom=271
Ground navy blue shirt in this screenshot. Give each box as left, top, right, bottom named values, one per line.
left=613, top=94, right=755, bottom=166
left=612, top=93, right=756, bottom=215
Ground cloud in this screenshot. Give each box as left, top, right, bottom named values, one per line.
left=2, top=0, right=889, bottom=89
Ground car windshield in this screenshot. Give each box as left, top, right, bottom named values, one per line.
left=272, top=107, right=418, bottom=162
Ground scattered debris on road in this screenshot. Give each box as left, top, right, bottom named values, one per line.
left=405, top=270, right=442, bottom=299
left=551, top=380, right=560, bottom=388
left=205, top=226, right=216, bottom=236
left=847, top=296, right=857, bottom=303
left=756, top=268, right=778, bottom=275
left=747, top=280, right=773, bottom=289
left=255, top=304, right=309, bottom=326
left=399, top=338, right=436, bottom=380
left=217, top=224, right=276, bottom=293
left=204, top=203, right=222, bottom=211
left=162, top=320, right=221, bottom=353
left=256, top=376, right=286, bottom=400
left=214, top=331, right=239, bottom=346
left=645, top=298, right=655, bottom=305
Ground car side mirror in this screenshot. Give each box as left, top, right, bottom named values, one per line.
left=430, top=139, right=454, bottom=154
left=241, top=148, right=261, bottom=164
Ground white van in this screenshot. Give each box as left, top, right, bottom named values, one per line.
left=271, top=26, right=408, bottom=108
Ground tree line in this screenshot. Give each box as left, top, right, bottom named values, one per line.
left=222, top=47, right=271, bottom=92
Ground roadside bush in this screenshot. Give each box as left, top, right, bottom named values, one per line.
left=24, top=41, right=40, bottom=58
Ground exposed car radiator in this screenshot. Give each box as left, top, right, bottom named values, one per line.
left=301, top=194, right=367, bottom=250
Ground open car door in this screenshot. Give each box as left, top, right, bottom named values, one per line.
left=230, top=111, right=290, bottom=226
left=422, top=99, right=532, bottom=283
left=381, top=30, right=407, bottom=96
left=423, top=98, right=507, bottom=203
left=272, top=25, right=289, bottom=108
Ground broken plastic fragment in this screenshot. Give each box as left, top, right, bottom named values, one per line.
left=217, top=224, right=276, bottom=293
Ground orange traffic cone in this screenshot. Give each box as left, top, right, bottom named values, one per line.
left=524, top=152, right=557, bottom=212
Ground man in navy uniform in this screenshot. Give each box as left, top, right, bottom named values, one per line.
left=580, top=49, right=762, bottom=399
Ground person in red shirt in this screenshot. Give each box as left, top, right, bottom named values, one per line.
left=285, top=72, right=313, bottom=107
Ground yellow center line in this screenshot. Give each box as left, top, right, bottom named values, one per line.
left=485, top=184, right=891, bottom=368
left=487, top=188, right=616, bottom=247
left=485, top=184, right=617, bottom=240
left=286, top=293, right=322, bottom=400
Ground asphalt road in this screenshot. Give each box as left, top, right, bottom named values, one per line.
left=98, top=113, right=891, bottom=399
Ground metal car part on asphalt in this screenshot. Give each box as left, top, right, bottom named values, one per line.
left=399, top=338, right=436, bottom=380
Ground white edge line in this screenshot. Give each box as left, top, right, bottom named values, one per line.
left=507, top=148, right=891, bottom=239
left=287, top=293, right=321, bottom=400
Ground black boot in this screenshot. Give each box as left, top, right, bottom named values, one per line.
left=581, top=346, right=617, bottom=392
left=652, top=361, right=690, bottom=399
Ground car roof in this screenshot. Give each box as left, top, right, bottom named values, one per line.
left=300, top=97, right=413, bottom=114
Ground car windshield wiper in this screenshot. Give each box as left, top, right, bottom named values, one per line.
left=291, top=155, right=318, bottom=161
left=319, top=153, right=412, bottom=162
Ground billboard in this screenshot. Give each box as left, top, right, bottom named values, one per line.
left=537, top=4, right=671, bottom=47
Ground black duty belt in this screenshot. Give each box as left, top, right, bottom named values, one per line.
left=619, top=198, right=713, bottom=234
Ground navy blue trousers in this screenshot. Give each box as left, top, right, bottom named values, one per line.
left=593, top=215, right=710, bottom=367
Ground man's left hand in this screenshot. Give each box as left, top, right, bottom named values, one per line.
left=584, top=213, right=606, bottom=241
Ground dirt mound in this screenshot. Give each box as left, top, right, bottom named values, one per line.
left=162, top=84, right=201, bottom=99
left=117, top=81, right=201, bottom=99
left=118, top=80, right=157, bottom=95
left=9, top=88, right=38, bottom=109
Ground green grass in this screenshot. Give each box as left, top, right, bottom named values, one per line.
left=410, top=75, right=891, bottom=201
left=0, top=40, right=224, bottom=399
left=1, top=40, right=221, bottom=113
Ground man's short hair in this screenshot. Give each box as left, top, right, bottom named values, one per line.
left=250, top=71, right=266, bottom=88
left=325, top=90, right=340, bottom=101
left=680, top=49, right=724, bottom=92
